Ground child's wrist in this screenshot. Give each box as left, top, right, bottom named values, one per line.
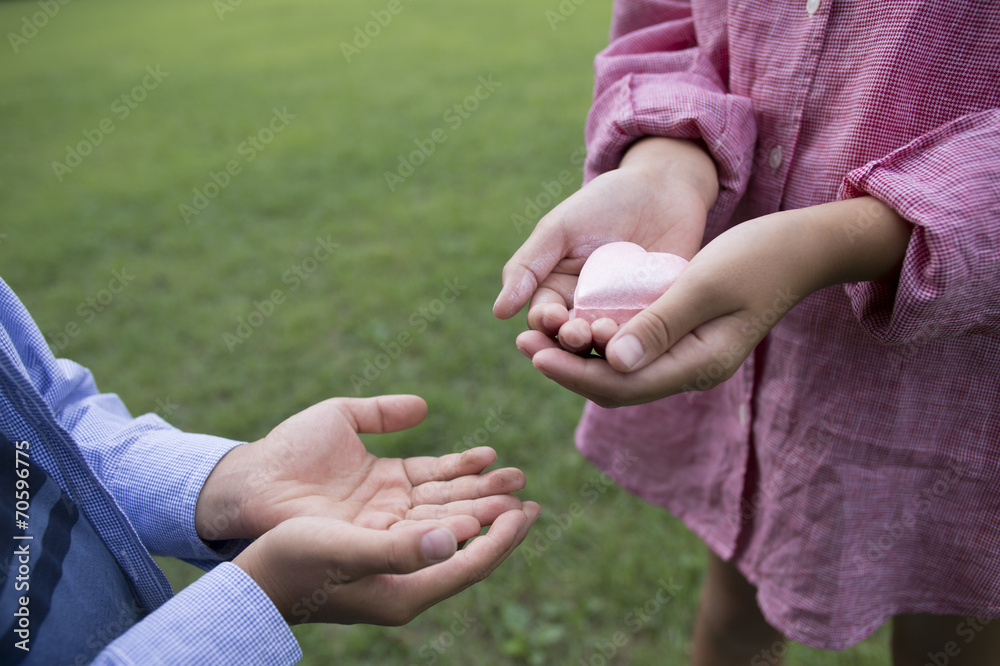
left=620, top=136, right=719, bottom=213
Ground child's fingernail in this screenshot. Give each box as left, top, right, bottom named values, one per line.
left=614, top=335, right=644, bottom=370
left=507, top=273, right=534, bottom=307
left=421, top=528, right=457, bottom=563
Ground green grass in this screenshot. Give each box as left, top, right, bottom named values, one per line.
left=0, top=0, right=889, bottom=663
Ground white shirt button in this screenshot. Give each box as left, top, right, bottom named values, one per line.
left=738, top=403, right=748, bottom=426
left=806, top=0, right=821, bottom=16
left=769, top=145, right=783, bottom=170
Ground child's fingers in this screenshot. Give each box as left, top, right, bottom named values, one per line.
left=556, top=317, right=593, bottom=354
left=591, top=318, right=619, bottom=357
left=528, top=312, right=752, bottom=406
left=526, top=299, right=571, bottom=338
left=525, top=272, right=578, bottom=336
left=494, top=221, right=571, bottom=320
left=528, top=346, right=653, bottom=406
left=604, top=262, right=732, bottom=373
left=515, top=330, right=562, bottom=359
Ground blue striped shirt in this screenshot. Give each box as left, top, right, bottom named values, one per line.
left=0, top=278, right=301, bottom=664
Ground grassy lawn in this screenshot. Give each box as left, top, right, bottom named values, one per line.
left=0, top=0, right=890, bottom=663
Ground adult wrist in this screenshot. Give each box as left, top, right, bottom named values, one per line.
left=195, top=443, right=253, bottom=542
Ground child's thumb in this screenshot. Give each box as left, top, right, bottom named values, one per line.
left=604, top=280, right=708, bottom=373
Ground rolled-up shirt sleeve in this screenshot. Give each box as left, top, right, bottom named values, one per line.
left=839, top=108, right=1000, bottom=343
left=584, top=0, right=757, bottom=223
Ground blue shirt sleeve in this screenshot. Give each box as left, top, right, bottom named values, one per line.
left=97, top=562, right=302, bottom=665
left=0, top=278, right=302, bottom=661
left=45, top=360, right=249, bottom=563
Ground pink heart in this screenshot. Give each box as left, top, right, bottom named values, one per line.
left=572, top=241, right=688, bottom=324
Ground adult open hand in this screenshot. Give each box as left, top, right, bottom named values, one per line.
left=195, top=395, right=528, bottom=542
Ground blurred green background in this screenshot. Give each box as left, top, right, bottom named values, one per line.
left=0, top=0, right=889, bottom=663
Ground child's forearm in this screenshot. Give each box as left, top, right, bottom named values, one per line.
left=800, top=196, right=913, bottom=289
left=617, top=142, right=911, bottom=292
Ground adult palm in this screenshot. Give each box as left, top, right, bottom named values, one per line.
left=195, top=395, right=525, bottom=542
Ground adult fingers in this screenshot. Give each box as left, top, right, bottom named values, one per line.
left=322, top=504, right=540, bottom=626
left=408, top=467, right=526, bottom=505
left=402, top=447, right=526, bottom=494
left=401, top=504, right=541, bottom=609
left=310, top=520, right=463, bottom=580
left=404, top=494, right=526, bottom=526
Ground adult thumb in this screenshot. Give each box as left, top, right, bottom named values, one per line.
left=357, top=525, right=459, bottom=577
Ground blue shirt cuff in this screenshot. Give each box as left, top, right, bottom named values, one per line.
left=98, top=562, right=301, bottom=665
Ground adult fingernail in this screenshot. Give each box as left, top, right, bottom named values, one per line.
left=421, top=528, right=457, bottom=563
left=614, top=335, right=644, bottom=370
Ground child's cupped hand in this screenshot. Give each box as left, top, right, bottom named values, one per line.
left=511, top=197, right=912, bottom=407
left=493, top=137, right=719, bottom=338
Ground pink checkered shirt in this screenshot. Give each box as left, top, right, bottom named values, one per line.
left=575, top=0, right=1000, bottom=649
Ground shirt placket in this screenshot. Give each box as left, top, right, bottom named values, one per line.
left=745, top=0, right=833, bottom=217
left=0, top=356, right=173, bottom=615
left=732, top=0, right=833, bottom=443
